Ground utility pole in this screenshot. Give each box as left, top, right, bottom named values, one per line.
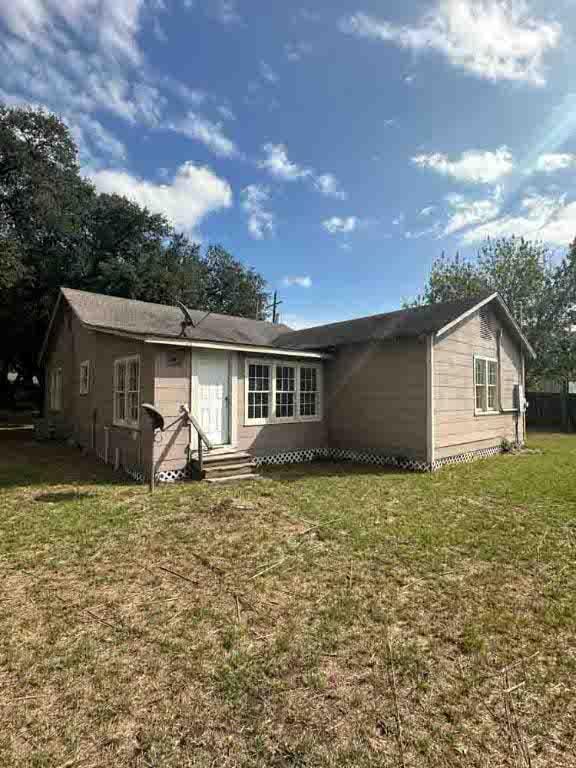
left=272, top=290, right=279, bottom=324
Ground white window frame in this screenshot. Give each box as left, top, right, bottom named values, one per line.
left=244, top=358, right=322, bottom=426
left=474, top=355, right=499, bottom=415
left=49, top=367, right=63, bottom=412
left=79, top=360, right=90, bottom=395
left=113, top=354, right=140, bottom=428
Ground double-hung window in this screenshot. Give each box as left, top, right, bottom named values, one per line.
left=275, top=365, right=296, bottom=419
left=49, top=367, right=63, bottom=412
left=79, top=360, right=90, bottom=395
left=114, top=355, right=140, bottom=427
left=245, top=359, right=322, bottom=424
left=475, top=356, right=498, bottom=414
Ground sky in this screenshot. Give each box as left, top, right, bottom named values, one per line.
left=1, top=0, right=576, bottom=328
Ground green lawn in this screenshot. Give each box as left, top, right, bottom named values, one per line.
left=1, top=431, right=575, bottom=767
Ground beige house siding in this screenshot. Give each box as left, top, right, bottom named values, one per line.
left=44, top=303, right=155, bottom=474
left=326, top=339, right=428, bottom=460
left=434, top=307, right=524, bottom=460
left=152, top=347, right=192, bottom=473
left=236, top=352, right=328, bottom=455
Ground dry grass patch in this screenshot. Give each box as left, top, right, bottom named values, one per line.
left=1, top=432, right=575, bottom=766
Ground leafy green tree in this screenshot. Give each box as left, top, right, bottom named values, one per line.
left=0, top=104, right=269, bottom=396
left=410, top=237, right=576, bottom=389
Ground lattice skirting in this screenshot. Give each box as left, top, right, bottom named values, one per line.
left=254, top=444, right=511, bottom=473
left=155, top=466, right=194, bottom=483
left=110, top=443, right=516, bottom=484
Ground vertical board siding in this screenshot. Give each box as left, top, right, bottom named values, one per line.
left=434, top=307, right=524, bottom=459
left=327, top=339, right=428, bottom=460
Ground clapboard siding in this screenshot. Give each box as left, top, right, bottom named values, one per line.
left=327, top=338, right=427, bottom=460
left=434, top=307, right=524, bottom=458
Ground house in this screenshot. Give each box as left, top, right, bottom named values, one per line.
left=38, top=287, right=534, bottom=482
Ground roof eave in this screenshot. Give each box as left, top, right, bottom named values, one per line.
left=38, top=290, right=64, bottom=364
left=83, top=323, right=331, bottom=359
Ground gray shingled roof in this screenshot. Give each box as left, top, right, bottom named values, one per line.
left=274, top=295, right=494, bottom=350
left=60, top=287, right=498, bottom=351
left=61, top=288, right=292, bottom=346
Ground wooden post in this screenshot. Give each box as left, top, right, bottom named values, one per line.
left=561, top=379, right=571, bottom=433
left=198, top=432, right=203, bottom=476
left=149, top=468, right=155, bottom=494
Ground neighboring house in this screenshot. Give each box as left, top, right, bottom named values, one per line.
left=39, top=287, right=534, bottom=482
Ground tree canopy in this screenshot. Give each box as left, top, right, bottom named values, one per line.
left=409, top=237, right=576, bottom=385
left=0, top=105, right=269, bottom=390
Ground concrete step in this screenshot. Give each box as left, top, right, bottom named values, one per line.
left=205, top=472, right=263, bottom=485
left=203, top=461, right=255, bottom=478
left=197, top=450, right=252, bottom=465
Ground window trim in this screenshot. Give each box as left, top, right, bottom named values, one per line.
left=244, top=358, right=322, bottom=426
left=474, top=354, right=499, bottom=416
left=113, top=354, right=141, bottom=429
left=79, top=360, right=90, bottom=395
left=49, top=366, right=63, bottom=412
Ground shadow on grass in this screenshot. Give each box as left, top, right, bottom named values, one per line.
left=34, top=491, right=96, bottom=504
left=261, top=460, right=410, bottom=483
left=0, top=430, right=137, bottom=490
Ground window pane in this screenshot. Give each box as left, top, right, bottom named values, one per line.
left=128, top=360, right=139, bottom=391
left=488, top=360, right=497, bottom=386
left=128, top=392, right=139, bottom=423
left=300, top=392, right=317, bottom=417
left=276, top=365, right=295, bottom=418
left=475, top=358, right=486, bottom=385
left=476, top=384, right=486, bottom=411
left=115, top=391, right=125, bottom=421
left=116, top=361, right=126, bottom=392
left=248, top=391, right=269, bottom=419
left=248, top=363, right=270, bottom=394
left=488, top=386, right=497, bottom=410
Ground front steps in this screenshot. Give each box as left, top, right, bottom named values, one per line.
left=191, top=449, right=261, bottom=484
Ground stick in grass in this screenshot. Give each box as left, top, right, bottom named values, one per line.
left=386, top=629, right=406, bottom=768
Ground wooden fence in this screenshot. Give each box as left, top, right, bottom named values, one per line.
left=526, top=391, right=576, bottom=429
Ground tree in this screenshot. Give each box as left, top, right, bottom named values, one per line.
left=410, top=237, right=576, bottom=389
left=0, top=104, right=269, bottom=396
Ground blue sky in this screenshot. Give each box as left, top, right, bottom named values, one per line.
left=1, top=1, right=576, bottom=327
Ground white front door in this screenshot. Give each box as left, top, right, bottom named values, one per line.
left=196, top=352, right=230, bottom=446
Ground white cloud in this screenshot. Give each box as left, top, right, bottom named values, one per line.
left=314, top=173, right=346, bottom=200
left=534, top=153, right=576, bottom=173
left=283, top=276, right=312, bottom=288
left=285, top=41, right=313, bottom=61
left=322, top=216, right=357, bottom=234
left=443, top=190, right=502, bottom=235
left=259, top=61, right=278, bottom=84
left=460, top=192, right=576, bottom=245
left=90, top=162, right=232, bottom=234
left=259, top=143, right=310, bottom=181
left=241, top=184, right=275, bottom=239
left=170, top=111, right=238, bottom=157
left=259, top=143, right=345, bottom=198
left=0, top=0, right=146, bottom=64
left=341, top=1, right=561, bottom=86
left=217, top=104, right=235, bottom=120
left=412, top=146, right=514, bottom=184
